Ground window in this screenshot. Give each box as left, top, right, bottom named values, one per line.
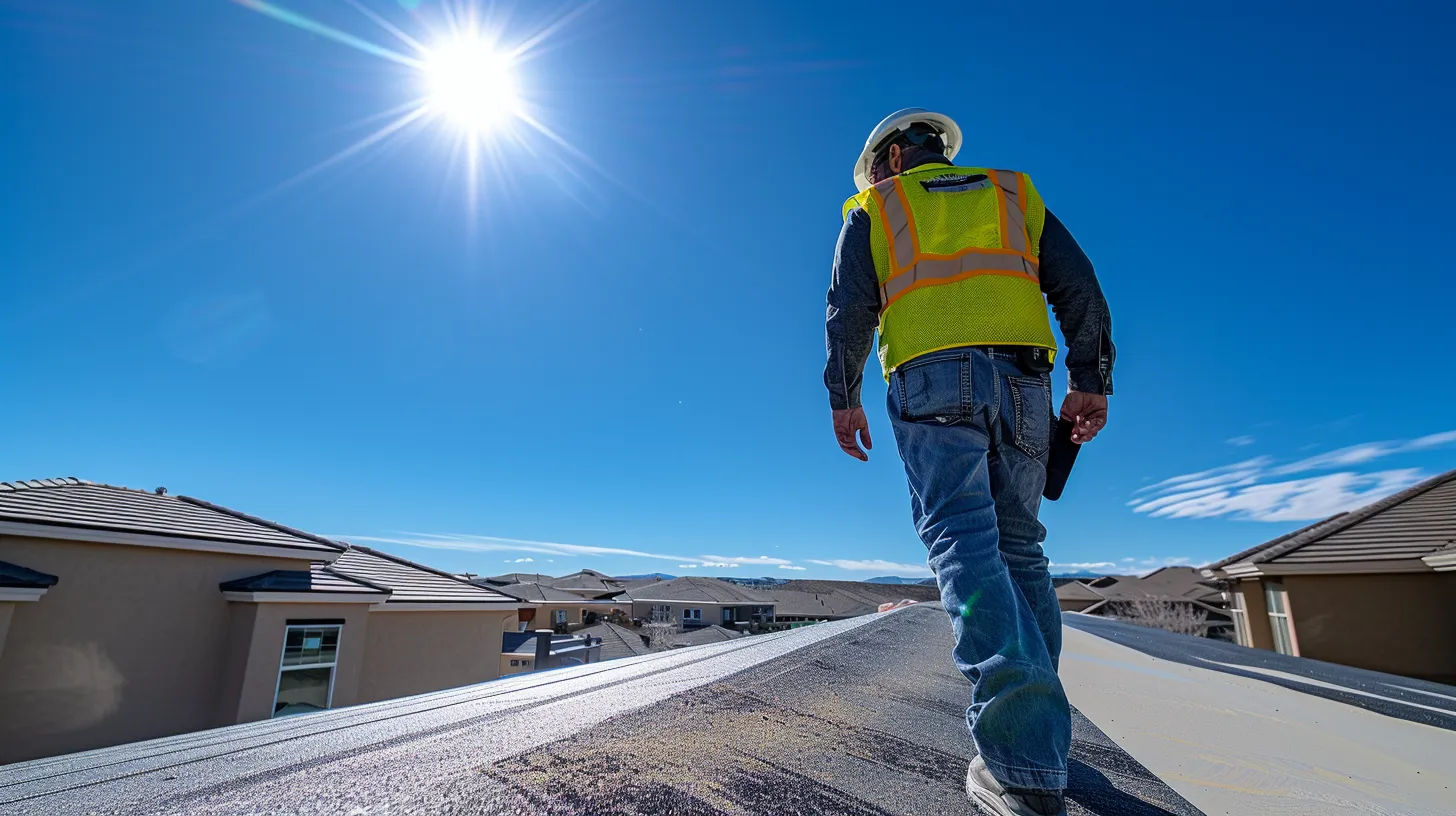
left=723, top=608, right=736, bottom=624
left=1228, top=589, right=1251, bottom=647
left=554, top=609, right=568, bottom=625
left=683, top=608, right=702, bottom=622
left=510, top=659, right=522, bottom=667
left=1264, top=582, right=1298, bottom=656
left=273, top=624, right=341, bottom=718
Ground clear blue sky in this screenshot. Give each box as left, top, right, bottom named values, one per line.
left=3, top=0, right=1454, bottom=580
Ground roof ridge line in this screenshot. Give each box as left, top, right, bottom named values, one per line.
left=345, top=543, right=513, bottom=595
left=1250, top=467, right=1456, bottom=564
left=174, top=495, right=347, bottom=552
left=319, top=565, right=394, bottom=595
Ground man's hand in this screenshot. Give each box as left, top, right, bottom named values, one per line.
left=1060, top=391, right=1109, bottom=444
left=832, top=407, right=873, bottom=461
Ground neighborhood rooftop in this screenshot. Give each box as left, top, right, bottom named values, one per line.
left=1205, top=467, right=1456, bottom=572
left=0, top=478, right=344, bottom=555
left=332, top=545, right=517, bottom=605
left=486, top=581, right=613, bottom=604
left=623, top=575, right=777, bottom=604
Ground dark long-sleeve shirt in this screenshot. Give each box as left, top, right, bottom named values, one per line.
left=824, top=163, right=1115, bottom=411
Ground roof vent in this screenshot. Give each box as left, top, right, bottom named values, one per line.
left=155, top=486, right=167, bottom=496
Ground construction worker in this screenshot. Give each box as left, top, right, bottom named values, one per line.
left=824, top=109, right=1114, bottom=816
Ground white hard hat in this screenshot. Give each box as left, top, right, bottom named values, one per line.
left=853, top=108, right=962, bottom=192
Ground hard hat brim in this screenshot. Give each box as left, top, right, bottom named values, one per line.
left=853, top=109, right=962, bottom=192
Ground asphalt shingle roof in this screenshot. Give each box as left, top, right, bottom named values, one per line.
left=765, top=579, right=941, bottom=618
left=1207, top=468, right=1456, bottom=570
left=0, top=478, right=343, bottom=555
left=220, top=565, right=389, bottom=596
left=0, top=560, right=59, bottom=589
left=671, top=625, right=745, bottom=647
left=624, top=576, right=776, bottom=604
left=332, top=546, right=516, bottom=605
left=1055, top=581, right=1106, bottom=603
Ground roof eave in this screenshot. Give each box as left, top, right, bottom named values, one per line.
left=0, top=520, right=343, bottom=562
left=1420, top=551, right=1456, bottom=572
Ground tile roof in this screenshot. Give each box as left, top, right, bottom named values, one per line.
left=1092, top=567, right=1221, bottom=601
left=550, top=569, right=627, bottom=595
left=331, top=546, right=517, bottom=605
left=0, top=560, right=59, bottom=589
left=0, top=478, right=344, bottom=555
left=488, top=581, right=617, bottom=603
left=220, top=565, right=390, bottom=596
left=574, top=622, right=652, bottom=660
left=624, top=576, right=777, bottom=604
left=483, top=572, right=557, bottom=586
left=1207, top=468, right=1456, bottom=571
left=1055, top=581, right=1106, bottom=602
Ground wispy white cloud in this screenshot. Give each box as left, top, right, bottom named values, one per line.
left=503, top=557, right=534, bottom=563
left=701, top=554, right=793, bottom=566
left=1408, top=429, right=1456, bottom=450
left=336, top=533, right=806, bottom=572
left=1133, top=469, right=1423, bottom=522
left=1226, top=435, right=1256, bottom=447
left=778, top=564, right=806, bottom=571
left=806, top=559, right=933, bottom=577
left=1133, top=429, right=1454, bottom=523
left=1135, top=457, right=1272, bottom=495
left=1049, top=561, right=1116, bottom=570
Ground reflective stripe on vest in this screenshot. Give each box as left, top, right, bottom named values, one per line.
left=873, top=170, right=1039, bottom=313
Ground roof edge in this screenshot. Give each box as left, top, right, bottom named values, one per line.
left=175, top=495, right=347, bottom=553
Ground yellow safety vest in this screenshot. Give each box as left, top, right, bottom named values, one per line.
left=843, top=163, right=1058, bottom=378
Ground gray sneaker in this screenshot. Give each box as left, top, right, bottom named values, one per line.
left=965, top=755, right=1068, bottom=816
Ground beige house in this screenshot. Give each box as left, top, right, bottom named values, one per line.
left=0, top=478, right=519, bottom=764
left=1203, top=468, right=1456, bottom=683
left=484, top=581, right=629, bottom=631
left=624, top=576, right=775, bottom=630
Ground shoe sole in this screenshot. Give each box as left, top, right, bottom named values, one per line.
left=966, top=774, right=1014, bottom=816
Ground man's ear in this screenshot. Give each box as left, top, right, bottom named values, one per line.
left=888, top=143, right=902, bottom=175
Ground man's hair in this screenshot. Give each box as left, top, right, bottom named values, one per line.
left=869, top=128, right=947, bottom=184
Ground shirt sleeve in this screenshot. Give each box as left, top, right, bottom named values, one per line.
left=824, top=208, right=882, bottom=410
left=1039, top=209, right=1115, bottom=395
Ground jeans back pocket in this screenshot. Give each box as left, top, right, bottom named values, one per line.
left=1007, top=375, right=1052, bottom=458
left=896, top=353, right=995, bottom=425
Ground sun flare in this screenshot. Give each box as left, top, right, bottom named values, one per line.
left=424, top=38, right=520, bottom=134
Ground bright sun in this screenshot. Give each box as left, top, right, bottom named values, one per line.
left=424, top=38, right=520, bottom=133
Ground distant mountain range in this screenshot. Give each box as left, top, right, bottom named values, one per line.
left=866, top=576, right=930, bottom=585
left=615, top=573, right=676, bottom=580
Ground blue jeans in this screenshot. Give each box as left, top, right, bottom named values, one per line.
left=887, top=347, right=1071, bottom=791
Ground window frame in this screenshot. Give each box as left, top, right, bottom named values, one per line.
left=1263, top=582, right=1299, bottom=656
left=683, top=607, right=702, bottom=622
left=272, top=623, right=342, bottom=718
left=1228, top=589, right=1251, bottom=647
left=553, top=609, right=569, bottom=625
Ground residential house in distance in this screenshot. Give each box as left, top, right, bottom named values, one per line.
left=766, top=579, right=941, bottom=624
left=482, top=581, right=629, bottom=631
left=0, top=478, right=520, bottom=765
left=623, top=576, right=775, bottom=630
left=1203, top=468, right=1456, bottom=683
left=1054, top=567, right=1233, bottom=636
left=1054, top=580, right=1108, bottom=613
